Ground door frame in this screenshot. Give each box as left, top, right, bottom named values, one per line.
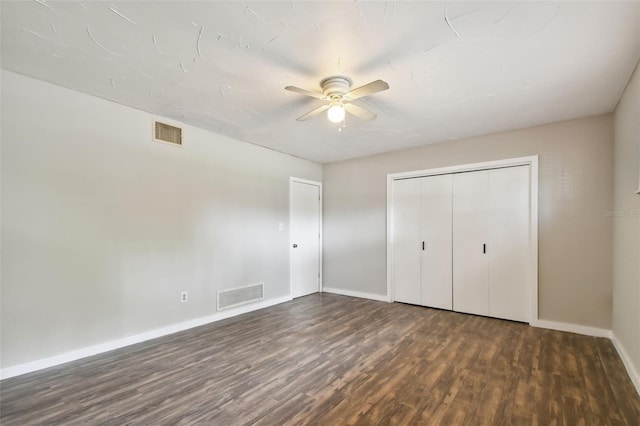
left=386, top=155, right=539, bottom=324
left=289, top=177, right=323, bottom=298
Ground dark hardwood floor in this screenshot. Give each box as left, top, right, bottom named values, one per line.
left=1, top=293, right=639, bottom=425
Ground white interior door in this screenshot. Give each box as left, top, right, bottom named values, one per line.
left=290, top=179, right=321, bottom=298
left=453, top=170, right=490, bottom=316
left=488, top=166, right=530, bottom=322
left=392, top=178, right=421, bottom=305
left=420, top=174, right=453, bottom=309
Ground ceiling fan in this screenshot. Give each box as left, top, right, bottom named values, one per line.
left=285, top=76, right=389, bottom=123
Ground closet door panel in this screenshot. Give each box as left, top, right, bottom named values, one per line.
left=420, top=174, right=453, bottom=309
left=452, top=171, right=490, bottom=316
left=488, top=166, right=530, bottom=322
left=392, top=178, right=422, bottom=305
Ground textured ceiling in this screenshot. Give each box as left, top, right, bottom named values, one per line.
left=1, top=1, right=639, bottom=163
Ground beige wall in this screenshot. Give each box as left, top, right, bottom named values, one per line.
left=612, top=61, right=640, bottom=387
left=324, top=115, right=614, bottom=329
left=0, top=71, right=322, bottom=369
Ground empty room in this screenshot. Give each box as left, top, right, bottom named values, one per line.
left=1, top=1, right=639, bottom=424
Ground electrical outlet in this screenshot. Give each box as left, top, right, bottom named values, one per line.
left=180, top=291, right=188, bottom=303
left=279, top=222, right=284, bottom=231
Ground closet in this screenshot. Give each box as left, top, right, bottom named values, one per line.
left=390, top=164, right=532, bottom=323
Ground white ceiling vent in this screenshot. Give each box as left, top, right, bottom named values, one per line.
left=153, top=120, right=182, bottom=146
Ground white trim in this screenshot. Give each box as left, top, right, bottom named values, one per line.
left=611, top=333, right=640, bottom=396
left=289, top=177, right=323, bottom=297
left=529, top=156, right=539, bottom=323
left=387, top=156, right=539, bottom=180
left=322, top=287, right=391, bottom=302
left=289, top=177, right=322, bottom=187
left=531, top=319, right=612, bottom=338
left=0, top=295, right=291, bottom=380
left=386, top=155, right=539, bottom=324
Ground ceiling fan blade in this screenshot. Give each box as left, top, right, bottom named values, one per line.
left=285, top=85, right=326, bottom=99
left=346, top=80, right=389, bottom=100
left=297, top=104, right=330, bottom=121
left=344, top=103, right=377, bottom=121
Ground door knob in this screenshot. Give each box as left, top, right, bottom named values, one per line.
left=293, top=243, right=298, bottom=248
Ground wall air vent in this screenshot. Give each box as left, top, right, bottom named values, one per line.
left=217, top=282, right=264, bottom=311
left=153, top=120, right=182, bottom=146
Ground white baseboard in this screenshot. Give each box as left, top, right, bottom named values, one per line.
left=322, top=287, right=390, bottom=302
left=611, top=333, right=640, bottom=397
left=0, top=295, right=292, bottom=380
left=530, top=319, right=612, bottom=338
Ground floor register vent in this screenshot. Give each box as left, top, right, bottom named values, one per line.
left=217, top=282, right=264, bottom=310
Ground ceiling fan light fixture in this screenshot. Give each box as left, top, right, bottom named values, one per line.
left=327, top=100, right=345, bottom=123
left=285, top=76, right=388, bottom=123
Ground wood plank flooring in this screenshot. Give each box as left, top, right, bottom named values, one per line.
left=1, top=293, right=639, bottom=425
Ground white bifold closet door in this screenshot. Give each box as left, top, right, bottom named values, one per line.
left=451, top=170, right=490, bottom=317
left=486, top=166, right=530, bottom=322
left=452, top=166, right=530, bottom=322
left=392, top=178, right=422, bottom=305
left=392, top=175, right=452, bottom=309
left=420, top=174, right=453, bottom=309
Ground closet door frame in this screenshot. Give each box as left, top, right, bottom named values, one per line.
left=386, top=155, right=539, bottom=324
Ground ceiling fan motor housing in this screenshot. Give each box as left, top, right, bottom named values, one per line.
left=321, top=76, right=352, bottom=98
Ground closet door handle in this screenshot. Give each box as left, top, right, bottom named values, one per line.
left=422, top=241, right=425, bottom=251
left=483, top=243, right=486, bottom=254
